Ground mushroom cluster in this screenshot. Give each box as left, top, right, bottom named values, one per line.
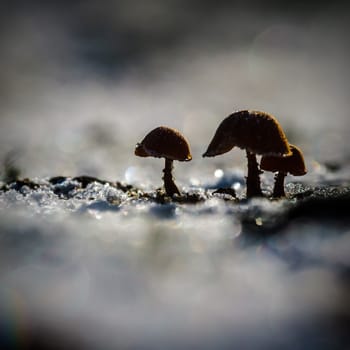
left=135, top=110, right=306, bottom=199
left=202, top=110, right=303, bottom=198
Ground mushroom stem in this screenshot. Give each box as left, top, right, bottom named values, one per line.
left=272, top=172, right=286, bottom=198
left=163, top=158, right=180, bottom=197
left=246, top=150, right=263, bottom=198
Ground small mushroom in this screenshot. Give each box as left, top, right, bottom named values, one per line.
left=203, top=110, right=291, bottom=198
left=135, top=126, right=192, bottom=197
left=260, top=144, right=307, bottom=198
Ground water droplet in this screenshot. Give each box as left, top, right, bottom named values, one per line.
left=125, top=166, right=139, bottom=183
left=214, top=169, right=224, bottom=178
left=233, top=182, right=241, bottom=190
left=255, top=217, right=263, bottom=226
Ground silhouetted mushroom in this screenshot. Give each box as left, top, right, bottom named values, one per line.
left=135, top=126, right=192, bottom=197
left=203, top=110, right=291, bottom=198
left=260, top=144, right=307, bottom=198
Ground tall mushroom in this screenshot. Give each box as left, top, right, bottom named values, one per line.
left=203, top=110, right=291, bottom=198
left=135, top=126, right=192, bottom=197
left=260, top=144, right=307, bottom=198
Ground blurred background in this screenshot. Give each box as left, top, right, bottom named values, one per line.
left=1, top=0, right=349, bottom=186
left=1, top=2, right=350, bottom=349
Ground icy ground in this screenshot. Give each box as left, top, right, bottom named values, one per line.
left=1, top=173, right=350, bottom=349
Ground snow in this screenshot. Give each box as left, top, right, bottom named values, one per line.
left=1, top=178, right=350, bottom=349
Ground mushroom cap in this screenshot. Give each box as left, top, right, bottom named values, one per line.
left=134, top=126, right=192, bottom=161
left=260, top=144, right=307, bottom=176
left=203, top=110, right=291, bottom=157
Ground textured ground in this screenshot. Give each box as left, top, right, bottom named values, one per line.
left=1, top=174, right=350, bottom=349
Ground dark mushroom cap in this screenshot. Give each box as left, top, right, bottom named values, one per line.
left=135, top=126, right=192, bottom=161
left=203, top=110, right=291, bottom=157
left=260, top=144, right=307, bottom=176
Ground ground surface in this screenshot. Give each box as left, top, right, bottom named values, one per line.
left=1, top=174, right=350, bottom=349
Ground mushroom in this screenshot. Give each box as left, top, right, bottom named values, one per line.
left=260, top=144, right=307, bottom=198
left=203, top=110, right=291, bottom=198
left=135, top=126, right=192, bottom=197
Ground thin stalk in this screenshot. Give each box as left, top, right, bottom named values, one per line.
left=272, top=172, right=286, bottom=198
left=246, top=150, right=263, bottom=198
left=163, top=158, right=180, bottom=197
